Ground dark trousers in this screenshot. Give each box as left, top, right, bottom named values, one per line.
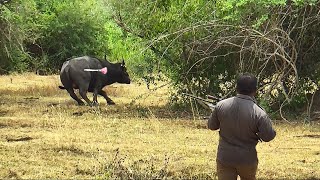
left=216, top=159, right=258, bottom=180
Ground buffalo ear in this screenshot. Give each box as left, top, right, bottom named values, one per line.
left=122, top=59, right=125, bottom=66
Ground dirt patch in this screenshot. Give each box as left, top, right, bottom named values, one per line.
left=294, top=134, right=320, bottom=138
left=304, top=178, right=320, bottom=180
left=72, top=111, right=84, bottom=116
left=24, top=97, right=40, bottom=100
left=52, top=145, right=92, bottom=157
left=47, top=103, right=59, bottom=107
left=17, top=96, right=40, bottom=105
left=75, top=167, right=95, bottom=176
left=6, top=136, right=33, bottom=142
left=5, top=170, right=21, bottom=179
left=0, top=110, right=8, bottom=116
left=0, top=122, right=9, bottom=128
left=0, top=119, right=34, bottom=128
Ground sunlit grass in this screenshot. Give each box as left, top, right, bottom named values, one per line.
left=0, top=74, right=319, bottom=179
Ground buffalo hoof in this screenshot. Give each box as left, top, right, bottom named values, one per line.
left=91, top=101, right=99, bottom=107
left=107, top=101, right=116, bottom=105
left=78, top=102, right=85, bottom=106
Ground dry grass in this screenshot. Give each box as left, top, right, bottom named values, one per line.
left=0, top=74, right=319, bottom=179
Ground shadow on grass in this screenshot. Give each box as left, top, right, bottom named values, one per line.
left=61, top=104, right=210, bottom=120
left=0, top=94, right=210, bottom=131
left=0, top=79, right=209, bottom=121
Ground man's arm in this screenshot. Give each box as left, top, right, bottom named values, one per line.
left=257, top=114, right=276, bottom=142
left=208, top=107, right=220, bottom=130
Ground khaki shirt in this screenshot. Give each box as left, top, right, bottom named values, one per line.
left=208, top=94, right=276, bottom=165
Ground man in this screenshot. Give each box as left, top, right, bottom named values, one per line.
left=208, top=73, right=276, bottom=180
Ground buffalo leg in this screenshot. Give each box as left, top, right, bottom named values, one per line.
left=92, top=88, right=99, bottom=106
left=66, top=89, right=85, bottom=106
left=98, top=90, right=115, bottom=105
left=79, top=88, right=93, bottom=106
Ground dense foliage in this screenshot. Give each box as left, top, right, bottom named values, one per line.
left=109, top=0, right=320, bottom=118
left=0, top=0, right=146, bottom=76
left=1, top=0, right=320, bottom=118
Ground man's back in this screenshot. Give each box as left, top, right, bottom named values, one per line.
left=208, top=73, right=276, bottom=180
left=208, top=94, right=276, bottom=166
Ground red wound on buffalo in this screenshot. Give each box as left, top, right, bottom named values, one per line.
left=84, top=67, right=108, bottom=74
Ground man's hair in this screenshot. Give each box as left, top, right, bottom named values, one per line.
left=236, top=73, right=257, bottom=95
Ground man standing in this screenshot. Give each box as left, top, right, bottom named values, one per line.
left=208, top=73, right=276, bottom=180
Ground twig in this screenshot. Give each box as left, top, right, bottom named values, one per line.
left=130, top=82, right=171, bottom=104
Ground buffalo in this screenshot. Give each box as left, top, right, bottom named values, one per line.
left=59, top=56, right=130, bottom=106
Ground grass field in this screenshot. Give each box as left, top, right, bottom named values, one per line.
left=0, top=74, right=319, bottom=179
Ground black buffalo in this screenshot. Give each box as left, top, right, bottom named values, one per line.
left=59, top=56, right=130, bottom=106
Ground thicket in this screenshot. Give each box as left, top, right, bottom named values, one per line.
left=1, top=0, right=320, bottom=119
left=110, top=0, right=320, bottom=120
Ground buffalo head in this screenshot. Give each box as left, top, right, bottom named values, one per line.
left=114, top=60, right=130, bottom=84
